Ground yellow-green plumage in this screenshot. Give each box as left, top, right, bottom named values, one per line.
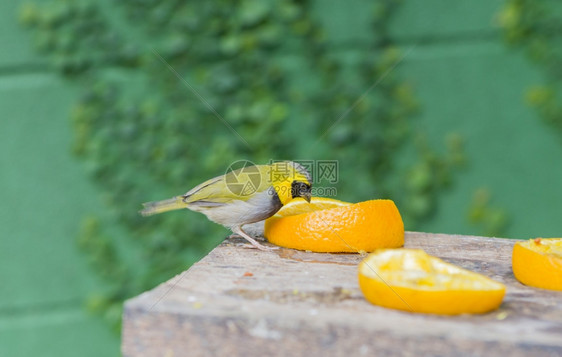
left=140, top=197, right=186, bottom=216
left=140, top=161, right=312, bottom=250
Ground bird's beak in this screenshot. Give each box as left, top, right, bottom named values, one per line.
left=303, top=192, right=311, bottom=203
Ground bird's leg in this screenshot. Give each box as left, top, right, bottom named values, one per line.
left=231, top=227, right=277, bottom=251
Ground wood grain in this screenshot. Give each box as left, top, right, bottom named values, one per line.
left=122, top=232, right=562, bottom=357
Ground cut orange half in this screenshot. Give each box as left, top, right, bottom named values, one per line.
left=264, top=197, right=404, bottom=252
left=512, top=238, right=562, bottom=291
left=358, top=249, right=506, bottom=315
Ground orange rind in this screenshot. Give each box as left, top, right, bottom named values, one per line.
left=264, top=197, right=404, bottom=252
left=512, top=238, right=562, bottom=291
left=358, top=249, right=506, bottom=315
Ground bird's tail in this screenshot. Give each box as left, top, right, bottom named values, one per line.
left=140, top=196, right=187, bottom=216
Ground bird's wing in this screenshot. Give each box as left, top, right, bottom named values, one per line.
left=182, top=165, right=272, bottom=205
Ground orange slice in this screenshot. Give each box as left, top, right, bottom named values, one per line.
left=358, top=249, right=506, bottom=315
left=277, top=196, right=351, bottom=215
left=264, top=198, right=404, bottom=252
left=512, top=238, right=562, bottom=291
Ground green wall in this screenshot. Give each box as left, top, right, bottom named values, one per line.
left=315, top=0, right=562, bottom=238
left=0, top=1, right=119, bottom=356
left=1, top=1, right=562, bottom=356
left=388, top=3, right=562, bottom=238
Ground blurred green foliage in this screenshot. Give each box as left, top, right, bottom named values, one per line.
left=467, top=188, right=510, bottom=238
left=21, top=0, right=464, bottom=330
left=500, top=0, right=562, bottom=136
left=498, top=0, right=562, bottom=237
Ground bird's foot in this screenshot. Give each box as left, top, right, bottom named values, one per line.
left=237, top=242, right=278, bottom=251
left=228, top=233, right=266, bottom=242
left=230, top=228, right=277, bottom=251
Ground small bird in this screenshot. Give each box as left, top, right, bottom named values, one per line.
left=140, top=161, right=312, bottom=250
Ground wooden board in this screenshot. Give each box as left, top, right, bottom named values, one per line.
left=123, top=232, right=562, bottom=356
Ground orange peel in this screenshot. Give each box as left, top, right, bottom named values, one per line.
left=264, top=197, right=404, bottom=252
left=512, top=238, right=562, bottom=291
left=358, top=249, right=506, bottom=315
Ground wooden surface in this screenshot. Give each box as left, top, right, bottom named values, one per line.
left=122, top=232, right=562, bottom=357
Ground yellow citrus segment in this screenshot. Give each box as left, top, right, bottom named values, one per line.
left=264, top=198, right=404, bottom=253
left=358, top=249, right=506, bottom=315
left=512, top=238, right=562, bottom=291
left=277, top=197, right=351, bottom=217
